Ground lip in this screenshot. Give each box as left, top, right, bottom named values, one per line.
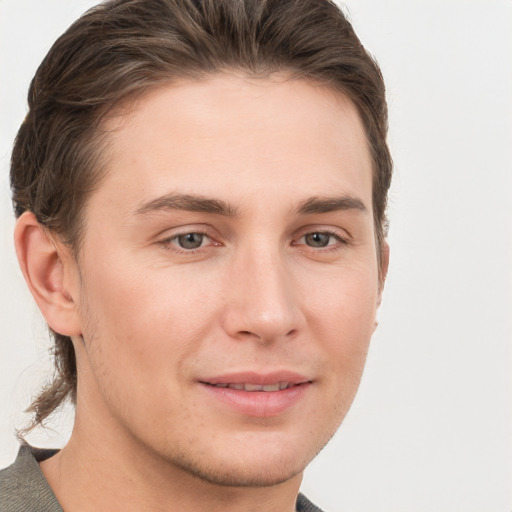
left=202, top=370, right=310, bottom=386
left=199, top=371, right=312, bottom=417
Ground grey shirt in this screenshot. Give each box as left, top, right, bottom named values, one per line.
left=1, top=445, right=323, bottom=512
left=0, top=445, right=62, bottom=512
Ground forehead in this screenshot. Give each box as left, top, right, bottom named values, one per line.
left=92, top=74, right=373, bottom=216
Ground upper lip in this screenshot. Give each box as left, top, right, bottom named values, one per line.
left=200, top=371, right=312, bottom=386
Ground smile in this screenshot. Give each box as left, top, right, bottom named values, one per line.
left=208, top=382, right=295, bottom=391
left=199, top=374, right=312, bottom=417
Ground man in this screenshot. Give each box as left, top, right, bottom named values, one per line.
left=0, top=0, right=391, bottom=510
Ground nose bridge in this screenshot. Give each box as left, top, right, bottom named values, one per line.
left=223, top=237, right=302, bottom=342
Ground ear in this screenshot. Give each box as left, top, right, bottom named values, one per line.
left=14, top=212, right=82, bottom=337
left=378, top=241, right=390, bottom=302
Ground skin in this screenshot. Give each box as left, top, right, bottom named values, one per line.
left=16, top=74, right=388, bottom=512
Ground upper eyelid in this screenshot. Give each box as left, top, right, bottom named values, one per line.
left=294, top=232, right=349, bottom=247
left=165, top=228, right=211, bottom=238
left=161, top=231, right=214, bottom=247
left=156, top=224, right=215, bottom=240
left=155, top=224, right=211, bottom=242
left=293, top=225, right=351, bottom=240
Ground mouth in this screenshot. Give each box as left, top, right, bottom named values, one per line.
left=198, top=372, right=312, bottom=417
left=205, top=382, right=299, bottom=392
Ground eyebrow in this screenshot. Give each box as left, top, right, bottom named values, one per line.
left=133, top=193, right=237, bottom=217
left=296, top=195, right=368, bottom=215
left=133, top=193, right=367, bottom=218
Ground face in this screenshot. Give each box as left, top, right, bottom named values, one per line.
left=69, top=75, right=383, bottom=487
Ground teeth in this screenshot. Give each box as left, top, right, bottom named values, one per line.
left=243, top=383, right=264, bottom=391
left=261, top=383, right=281, bottom=392
left=213, top=382, right=292, bottom=391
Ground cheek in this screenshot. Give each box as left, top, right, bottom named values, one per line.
left=306, top=260, right=379, bottom=332
left=76, top=266, right=213, bottom=430
left=77, top=261, right=218, bottom=386
left=306, top=265, right=378, bottom=383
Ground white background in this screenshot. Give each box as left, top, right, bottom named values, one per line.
left=0, top=1, right=511, bottom=511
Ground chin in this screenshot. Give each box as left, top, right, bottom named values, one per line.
left=156, top=427, right=337, bottom=489
left=170, top=450, right=308, bottom=488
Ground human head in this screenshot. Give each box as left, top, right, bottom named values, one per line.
left=10, top=0, right=391, bottom=430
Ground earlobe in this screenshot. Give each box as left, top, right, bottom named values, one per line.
left=14, top=212, right=82, bottom=337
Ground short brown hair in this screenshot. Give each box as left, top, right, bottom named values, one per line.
left=11, top=0, right=392, bottom=430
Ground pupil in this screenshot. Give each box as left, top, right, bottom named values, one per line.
left=305, top=232, right=330, bottom=247
left=178, top=233, right=203, bottom=249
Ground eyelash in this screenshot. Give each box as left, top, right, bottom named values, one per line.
left=158, top=229, right=215, bottom=254
left=294, top=229, right=350, bottom=252
left=157, top=228, right=350, bottom=255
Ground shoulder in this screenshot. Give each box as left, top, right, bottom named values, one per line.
left=0, top=444, right=62, bottom=512
left=296, top=492, right=326, bottom=512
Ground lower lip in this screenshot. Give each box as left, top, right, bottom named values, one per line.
left=200, top=383, right=311, bottom=417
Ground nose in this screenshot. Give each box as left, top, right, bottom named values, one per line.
left=221, top=243, right=304, bottom=344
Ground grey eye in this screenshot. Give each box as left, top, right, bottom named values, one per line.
left=177, top=233, right=205, bottom=249
left=304, top=232, right=331, bottom=248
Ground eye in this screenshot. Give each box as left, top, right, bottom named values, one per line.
left=158, top=230, right=214, bottom=253
left=167, top=232, right=212, bottom=250
left=297, top=230, right=347, bottom=249
left=175, top=232, right=208, bottom=249
left=303, top=232, right=334, bottom=248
